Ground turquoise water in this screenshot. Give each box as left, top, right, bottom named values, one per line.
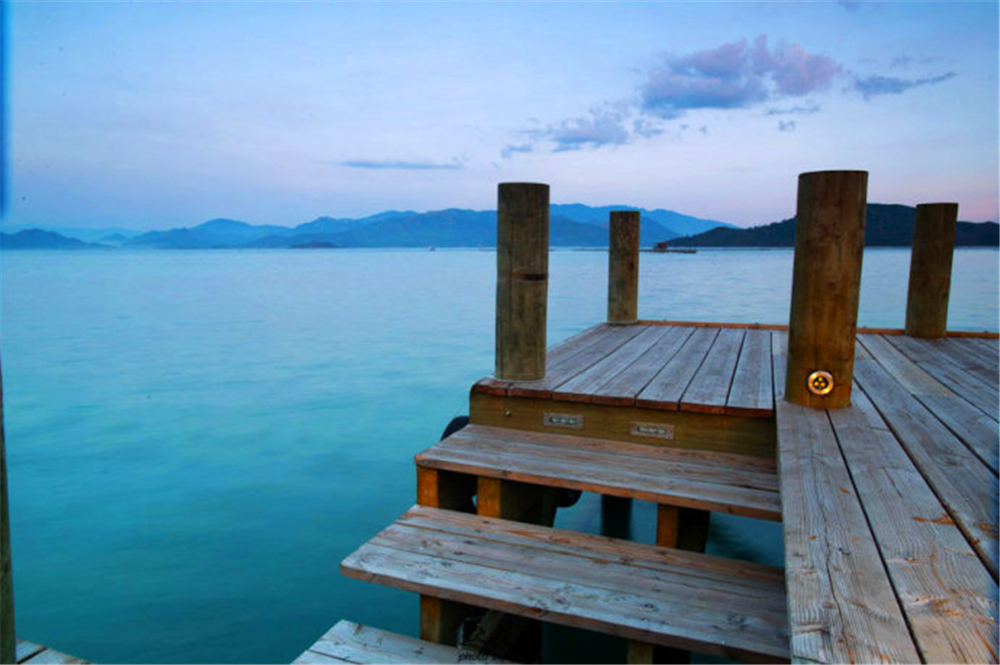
left=2, top=247, right=997, bottom=663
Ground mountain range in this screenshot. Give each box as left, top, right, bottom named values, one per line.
left=3, top=204, right=730, bottom=250
left=670, top=204, right=998, bottom=247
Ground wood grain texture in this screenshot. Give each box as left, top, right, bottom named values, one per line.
left=341, top=505, right=789, bottom=662
left=294, top=620, right=513, bottom=664
left=591, top=326, right=694, bottom=406
left=469, top=393, right=776, bottom=458
left=776, top=397, right=920, bottom=664
left=726, top=329, right=774, bottom=417
left=831, top=385, right=998, bottom=663
left=785, top=170, right=868, bottom=408
left=853, top=355, right=999, bottom=577
left=681, top=328, right=745, bottom=414
left=416, top=425, right=780, bottom=520
left=553, top=326, right=671, bottom=402
left=608, top=211, right=641, bottom=325
left=495, top=182, right=549, bottom=380
left=15, top=643, right=85, bottom=665
left=905, top=203, right=958, bottom=338
left=636, top=327, right=720, bottom=410
left=885, top=334, right=999, bottom=421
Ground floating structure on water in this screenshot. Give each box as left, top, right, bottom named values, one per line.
left=1, top=173, right=997, bottom=665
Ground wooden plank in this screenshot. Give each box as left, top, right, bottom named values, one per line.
left=886, top=334, right=999, bottom=420
left=635, top=327, right=720, bottom=410
left=853, top=356, right=999, bottom=577
left=20, top=648, right=84, bottom=665
left=470, top=393, right=776, bottom=458
left=925, top=337, right=998, bottom=385
left=15, top=642, right=45, bottom=664
left=341, top=506, right=789, bottom=662
left=473, top=324, right=613, bottom=395
left=507, top=325, right=649, bottom=399
left=726, top=329, right=774, bottom=417
left=830, top=386, right=998, bottom=663
left=862, top=335, right=999, bottom=471
left=553, top=326, right=671, bottom=402
left=776, top=398, right=920, bottom=664
left=591, top=326, right=694, bottom=406
left=295, top=620, right=512, bottom=664
left=680, top=328, right=745, bottom=414
left=418, top=425, right=780, bottom=520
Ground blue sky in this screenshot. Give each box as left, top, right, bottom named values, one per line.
left=4, top=1, right=998, bottom=230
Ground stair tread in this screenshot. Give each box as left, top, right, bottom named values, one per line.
left=415, top=425, right=780, bottom=520
left=341, top=505, right=789, bottom=662
left=293, top=620, right=512, bottom=664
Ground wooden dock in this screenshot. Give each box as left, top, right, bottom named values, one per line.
left=297, top=176, right=998, bottom=664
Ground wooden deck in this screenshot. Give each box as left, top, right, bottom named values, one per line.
left=334, top=321, right=997, bottom=664
left=464, top=321, right=998, bottom=663
left=15, top=640, right=86, bottom=664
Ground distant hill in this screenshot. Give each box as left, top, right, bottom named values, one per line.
left=5, top=225, right=141, bottom=243
left=670, top=204, right=999, bottom=247
left=1, top=229, right=96, bottom=249
left=115, top=203, right=728, bottom=250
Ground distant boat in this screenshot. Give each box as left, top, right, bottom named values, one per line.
left=647, top=241, right=696, bottom=254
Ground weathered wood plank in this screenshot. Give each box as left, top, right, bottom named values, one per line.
left=553, top=326, right=671, bottom=403
left=879, top=334, right=999, bottom=420
left=469, top=393, right=776, bottom=458
left=473, top=324, right=613, bottom=395
left=925, top=337, right=998, bottom=385
left=591, top=326, right=694, bottom=406
left=506, top=325, right=649, bottom=399
left=20, top=647, right=85, bottom=665
left=830, top=386, right=998, bottom=663
left=295, top=620, right=512, bottom=664
left=681, top=328, right=745, bottom=414
left=726, top=329, right=774, bottom=417
left=15, top=641, right=45, bottom=664
left=776, top=397, right=920, bottom=664
left=417, top=425, right=780, bottom=520
left=341, top=506, right=789, bottom=662
left=853, top=356, right=999, bottom=577
left=636, top=327, right=720, bottom=410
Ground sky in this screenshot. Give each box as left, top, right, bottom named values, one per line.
left=3, top=0, right=998, bottom=231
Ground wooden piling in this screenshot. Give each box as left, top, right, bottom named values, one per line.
left=495, top=183, right=550, bottom=381
left=905, top=203, right=958, bottom=338
left=785, top=170, right=868, bottom=408
left=607, top=211, right=640, bottom=325
left=1, top=361, right=14, bottom=665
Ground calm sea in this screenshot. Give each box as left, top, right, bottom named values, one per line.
left=2, top=247, right=997, bottom=663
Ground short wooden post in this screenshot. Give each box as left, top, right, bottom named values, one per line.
left=495, top=183, right=549, bottom=381
left=905, top=203, right=958, bottom=338
left=785, top=170, right=868, bottom=408
left=1, top=360, right=14, bottom=665
left=608, top=211, right=640, bottom=325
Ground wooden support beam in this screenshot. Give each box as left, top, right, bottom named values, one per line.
left=905, top=203, right=958, bottom=338
left=785, top=170, right=868, bottom=408
left=495, top=182, right=550, bottom=381
left=608, top=210, right=641, bottom=325
left=416, top=467, right=476, bottom=644
left=1, top=360, right=14, bottom=665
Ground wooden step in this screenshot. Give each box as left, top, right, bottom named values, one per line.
left=293, top=620, right=512, bottom=664
left=415, top=425, right=781, bottom=521
left=341, top=506, right=789, bottom=663
left=15, top=641, right=86, bottom=664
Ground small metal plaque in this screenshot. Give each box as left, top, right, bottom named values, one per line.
left=543, top=412, right=583, bottom=429
left=807, top=370, right=834, bottom=396
left=630, top=421, right=675, bottom=440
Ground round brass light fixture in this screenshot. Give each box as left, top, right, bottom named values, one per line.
left=807, top=370, right=834, bottom=396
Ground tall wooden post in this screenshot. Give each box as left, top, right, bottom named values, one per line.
left=785, top=170, right=868, bottom=408
left=607, top=211, right=640, bottom=325
left=1, top=360, right=14, bottom=665
left=905, top=203, right=958, bottom=338
left=495, top=183, right=549, bottom=381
